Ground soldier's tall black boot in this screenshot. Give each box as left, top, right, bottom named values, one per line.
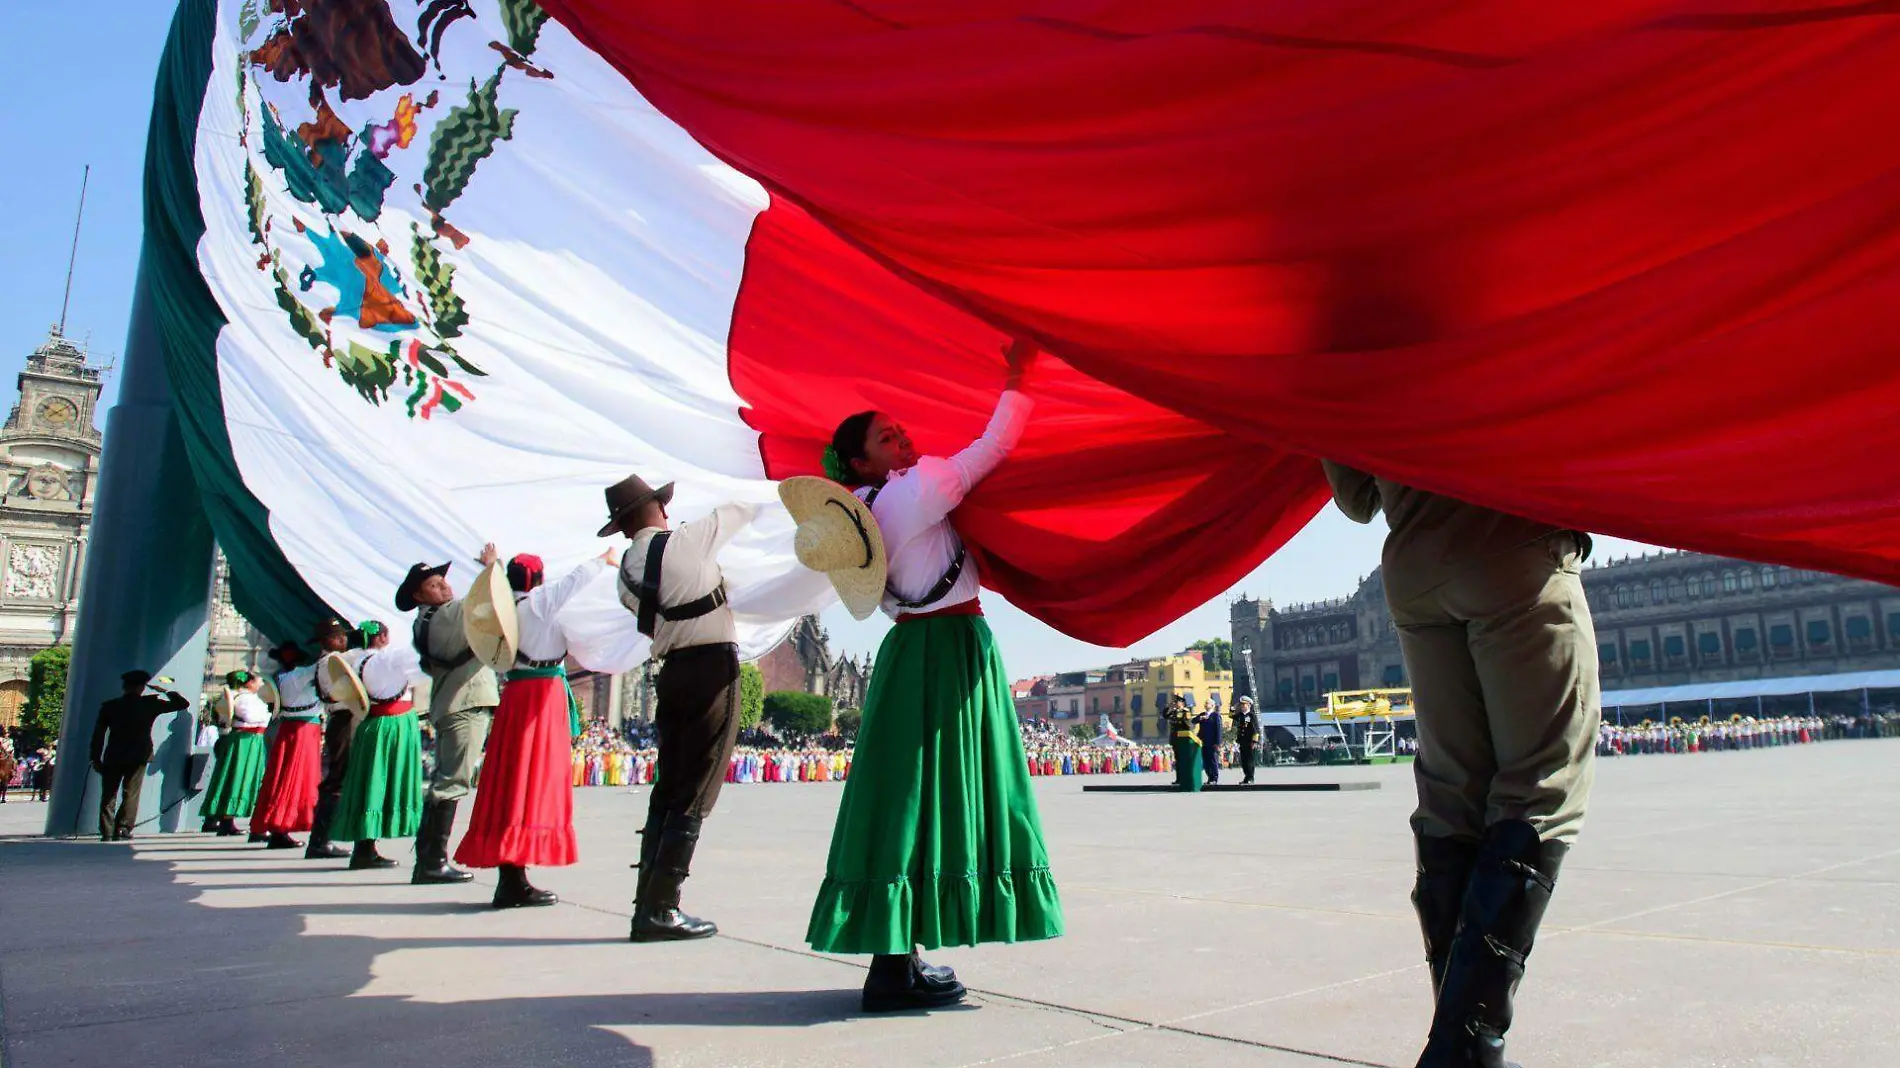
left=1413, top=831, right=1481, bottom=997
left=629, top=814, right=716, bottom=942
left=305, top=795, right=350, bottom=859
left=627, top=810, right=664, bottom=939
left=412, top=799, right=473, bottom=884
left=1415, top=819, right=1567, bottom=1068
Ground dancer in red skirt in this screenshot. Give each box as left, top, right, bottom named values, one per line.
left=251, top=642, right=324, bottom=849
left=455, top=551, right=615, bottom=909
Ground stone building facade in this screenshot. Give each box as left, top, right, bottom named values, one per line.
left=754, top=615, right=870, bottom=712
left=0, top=329, right=105, bottom=729
left=0, top=329, right=269, bottom=731
left=1233, top=551, right=1900, bottom=710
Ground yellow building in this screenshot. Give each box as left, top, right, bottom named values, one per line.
left=1121, top=652, right=1233, bottom=742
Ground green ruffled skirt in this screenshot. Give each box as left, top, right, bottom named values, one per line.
left=807, top=614, right=1063, bottom=954
left=330, top=711, right=423, bottom=842
left=202, top=731, right=268, bottom=817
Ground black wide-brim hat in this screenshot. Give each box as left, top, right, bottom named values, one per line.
left=598, top=474, right=675, bottom=537
left=395, top=561, right=451, bottom=612
left=311, top=616, right=350, bottom=641
left=267, top=640, right=305, bottom=665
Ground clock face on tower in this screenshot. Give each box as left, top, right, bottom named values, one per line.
left=35, top=397, right=77, bottom=428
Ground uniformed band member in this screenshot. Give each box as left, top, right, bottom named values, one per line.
left=400, top=545, right=502, bottom=886
left=1231, top=696, right=1259, bottom=785
left=306, top=617, right=366, bottom=860
left=328, top=622, right=427, bottom=870
left=201, top=671, right=273, bottom=836
left=1323, top=461, right=1599, bottom=1068
left=606, top=474, right=755, bottom=942
left=1166, top=695, right=1202, bottom=793
left=89, top=671, right=190, bottom=841
left=455, top=551, right=616, bottom=908
left=252, top=642, right=324, bottom=849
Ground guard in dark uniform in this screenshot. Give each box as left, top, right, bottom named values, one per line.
left=89, top=671, right=190, bottom=842
left=1231, top=696, right=1259, bottom=785
left=602, top=473, right=757, bottom=942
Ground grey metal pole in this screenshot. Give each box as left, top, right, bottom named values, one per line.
left=44, top=253, right=215, bottom=838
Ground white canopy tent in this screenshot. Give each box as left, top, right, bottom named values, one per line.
left=1602, top=669, right=1900, bottom=712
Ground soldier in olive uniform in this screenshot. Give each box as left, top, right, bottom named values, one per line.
left=1323, top=461, right=1598, bottom=1068
left=398, top=543, right=502, bottom=885
left=1165, top=695, right=1202, bottom=793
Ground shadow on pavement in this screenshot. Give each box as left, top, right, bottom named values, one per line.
left=0, top=837, right=849, bottom=1067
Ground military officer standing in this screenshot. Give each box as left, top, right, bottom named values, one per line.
left=1322, top=460, right=1598, bottom=1068
left=1231, top=696, right=1260, bottom=785
left=90, top=671, right=191, bottom=841
left=398, top=543, right=502, bottom=885
left=603, top=474, right=757, bottom=942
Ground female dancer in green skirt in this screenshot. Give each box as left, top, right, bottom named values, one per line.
left=202, top=670, right=272, bottom=835
left=329, top=622, right=426, bottom=870
left=806, top=341, right=1062, bottom=1013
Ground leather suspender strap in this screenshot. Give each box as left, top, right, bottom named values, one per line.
left=413, top=607, right=475, bottom=674
left=637, top=531, right=669, bottom=638
left=637, top=531, right=731, bottom=638
left=862, top=484, right=965, bottom=611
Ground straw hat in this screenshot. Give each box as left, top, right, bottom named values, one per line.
left=463, top=560, right=519, bottom=672
left=779, top=476, right=887, bottom=620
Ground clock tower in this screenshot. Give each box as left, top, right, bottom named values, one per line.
left=0, top=327, right=105, bottom=729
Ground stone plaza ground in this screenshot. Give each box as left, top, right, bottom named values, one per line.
left=2, top=738, right=1896, bottom=1068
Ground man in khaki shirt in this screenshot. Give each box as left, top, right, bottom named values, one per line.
left=398, top=543, right=502, bottom=886
left=1323, top=461, right=1599, bottom=1068
left=601, top=474, right=757, bottom=943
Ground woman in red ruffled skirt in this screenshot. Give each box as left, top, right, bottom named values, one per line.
left=455, top=553, right=610, bottom=908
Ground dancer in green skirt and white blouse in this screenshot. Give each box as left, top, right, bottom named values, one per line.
left=789, top=340, right=1061, bottom=1014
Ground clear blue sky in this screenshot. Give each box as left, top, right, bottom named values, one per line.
left=2, top=3, right=1654, bottom=677
left=1, top=5, right=178, bottom=408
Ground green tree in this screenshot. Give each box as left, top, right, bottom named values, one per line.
left=764, top=691, right=834, bottom=738
left=1068, top=723, right=1093, bottom=744
left=834, top=709, right=864, bottom=740
left=1189, top=638, right=1233, bottom=672
left=21, top=645, right=72, bottom=751
left=738, top=663, right=765, bottom=732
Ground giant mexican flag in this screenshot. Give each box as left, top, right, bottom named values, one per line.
left=151, top=0, right=1900, bottom=653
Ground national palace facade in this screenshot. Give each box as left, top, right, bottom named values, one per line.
left=1233, top=550, right=1900, bottom=710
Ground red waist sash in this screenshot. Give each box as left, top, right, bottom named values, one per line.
left=233, top=726, right=267, bottom=735
left=898, top=599, right=982, bottom=623
left=367, top=699, right=414, bottom=718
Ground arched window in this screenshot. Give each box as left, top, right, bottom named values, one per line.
left=1739, top=570, right=1755, bottom=592
left=1761, top=567, right=1777, bottom=589
left=1704, top=574, right=1719, bottom=596
left=1685, top=576, right=1701, bottom=599
left=1722, top=571, right=1738, bottom=594
left=1614, top=585, right=1629, bottom=608
left=1650, top=580, right=1664, bottom=604
left=1668, top=578, right=1685, bottom=601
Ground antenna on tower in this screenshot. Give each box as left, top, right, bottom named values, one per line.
left=58, top=165, right=91, bottom=337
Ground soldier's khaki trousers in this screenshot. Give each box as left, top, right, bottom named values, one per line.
left=428, top=705, right=492, bottom=803
left=1390, top=533, right=1599, bottom=845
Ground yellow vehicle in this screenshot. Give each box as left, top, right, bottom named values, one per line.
left=1316, top=688, right=1415, bottom=722
left=1315, top=688, right=1415, bottom=763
